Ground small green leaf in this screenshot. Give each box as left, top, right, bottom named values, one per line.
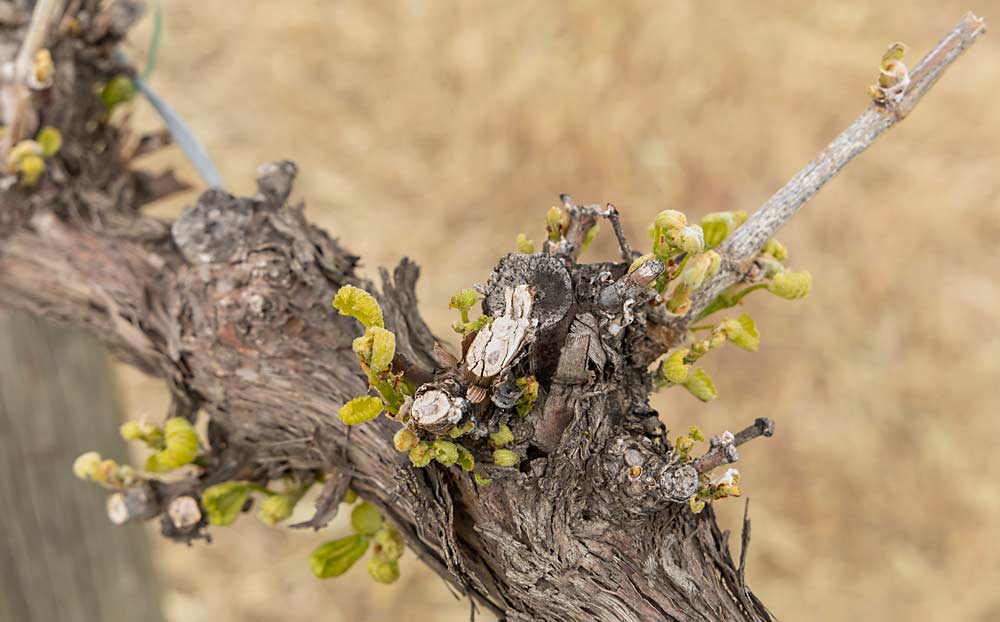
left=351, top=501, right=383, bottom=536
left=36, top=127, right=62, bottom=158
left=661, top=349, right=690, bottom=384
left=367, top=557, right=400, bottom=584
left=333, top=285, right=384, bottom=328
left=202, top=481, right=250, bottom=526
left=259, top=493, right=296, bottom=526
left=515, top=233, right=535, bottom=254
left=72, top=451, right=102, bottom=480
left=456, top=446, right=475, bottom=472
left=367, top=327, right=396, bottom=373
left=448, top=288, right=479, bottom=314
left=473, top=472, right=493, bottom=487
left=493, top=448, right=520, bottom=467
left=309, top=534, right=369, bottom=579
left=100, top=75, right=136, bottom=110
left=724, top=313, right=760, bottom=352
left=120, top=421, right=143, bottom=442
left=683, top=368, right=718, bottom=402
left=762, top=239, right=788, bottom=261
left=515, top=376, right=539, bottom=416
left=654, top=210, right=687, bottom=232
left=768, top=270, right=811, bottom=300
left=688, top=426, right=705, bottom=442
left=409, top=442, right=433, bottom=467
left=393, top=427, right=419, bottom=452
left=373, top=524, right=405, bottom=560
left=432, top=440, right=459, bottom=467
left=338, top=396, right=384, bottom=425
left=489, top=424, right=514, bottom=449
left=145, top=417, right=198, bottom=472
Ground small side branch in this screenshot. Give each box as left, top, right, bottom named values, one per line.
left=681, top=13, right=986, bottom=325
left=693, top=417, right=775, bottom=474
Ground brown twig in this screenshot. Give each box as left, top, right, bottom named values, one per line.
left=680, top=12, right=986, bottom=326
left=693, top=417, right=775, bottom=474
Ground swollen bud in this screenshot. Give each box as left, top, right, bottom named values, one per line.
left=367, top=557, right=400, bottom=584
left=259, top=494, right=297, bottom=526
left=654, top=210, right=687, bottom=232
left=661, top=349, right=690, bottom=384
left=674, top=225, right=705, bottom=255
left=515, top=233, right=536, bottom=254
left=681, top=253, right=712, bottom=289
left=432, top=440, right=460, bottom=466
left=762, top=239, right=788, bottom=261
left=393, top=428, right=419, bottom=452
left=768, top=270, right=812, bottom=300
left=489, top=424, right=514, bottom=449
left=493, top=448, right=520, bottom=467
left=351, top=502, right=383, bottom=536
left=73, top=451, right=102, bottom=480
left=408, top=442, right=433, bottom=468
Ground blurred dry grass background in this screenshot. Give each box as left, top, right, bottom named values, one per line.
left=113, top=1, right=999, bottom=620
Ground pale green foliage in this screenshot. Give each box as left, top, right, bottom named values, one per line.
left=393, top=427, right=419, bottom=452
left=259, top=493, right=297, bottom=526
left=489, top=424, right=514, bottom=448
left=202, top=481, right=250, bottom=526
left=333, top=285, right=384, bottom=328
left=351, top=502, right=383, bottom=535
left=456, top=446, right=475, bottom=472
left=310, top=534, right=369, bottom=579
left=720, top=313, right=760, bottom=352
left=515, top=233, right=536, bottom=254
left=338, top=396, right=384, bottom=425
left=474, top=472, right=493, bottom=487
left=366, top=326, right=396, bottom=373
left=661, top=348, right=690, bottom=383
left=145, top=417, right=199, bottom=472
left=431, top=439, right=459, bottom=466
left=701, top=211, right=747, bottom=248
left=515, top=376, right=539, bottom=416
left=682, top=368, right=718, bottom=402
left=768, top=270, right=812, bottom=300
left=493, top=448, right=520, bottom=467
left=546, top=206, right=570, bottom=241
left=36, top=127, right=62, bottom=158
left=408, top=442, right=434, bottom=467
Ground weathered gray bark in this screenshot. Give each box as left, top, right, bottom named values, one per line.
left=0, top=3, right=984, bottom=621
left=0, top=310, right=162, bottom=622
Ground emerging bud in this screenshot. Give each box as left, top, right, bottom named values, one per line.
left=393, top=428, right=420, bottom=452
left=367, top=557, right=400, bottom=584
left=351, top=502, right=383, bottom=536
left=661, top=349, right=690, bottom=384
left=489, top=424, right=514, bottom=449
left=515, top=233, right=536, bottom=254
left=431, top=439, right=460, bottom=467
left=259, top=494, right=297, bottom=526
left=73, top=451, right=102, bottom=480
left=408, top=442, right=434, bottom=467
left=654, top=210, right=687, bottom=232
left=493, top=448, right=520, bottom=467
left=768, top=270, right=812, bottom=300
left=674, top=225, right=705, bottom=255
left=762, top=239, right=788, bottom=261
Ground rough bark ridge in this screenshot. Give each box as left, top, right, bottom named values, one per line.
left=0, top=3, right=984, bottom=621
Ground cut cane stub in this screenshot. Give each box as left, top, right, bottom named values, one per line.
left=168, top=495, right=203, bottom=530
left=465, top=284, right=535, bottom=384
left=410, top=388, right=468, bottom=434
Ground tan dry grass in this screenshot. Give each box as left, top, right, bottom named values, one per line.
left=115, top=1, right=1000, bottom=620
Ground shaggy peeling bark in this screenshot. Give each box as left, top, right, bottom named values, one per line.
left=0, top=3, right=984, bottom=621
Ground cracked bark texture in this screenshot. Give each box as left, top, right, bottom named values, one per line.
left=0, top=2, right=984, bottom=621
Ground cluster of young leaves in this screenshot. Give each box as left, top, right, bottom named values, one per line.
left=643, top=208, right=810, bottom=402
left=514, top=204, right=598, bottom=256
left=6, top=126, right=62, bottom=187
left=200, top=477, right=314, bottom=527
left=309, top=500, right=405, bottom=584
left=655, top=312, right=760, bottom=402
left=72, top=416, right=200, bottom=489
left=672, top=426, right=706, bottom=463
left=688, top=468, right=742, bottom=514
left=448, top=288, right=490, bottom=334
left=333, top=285, right=415, bottom=422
